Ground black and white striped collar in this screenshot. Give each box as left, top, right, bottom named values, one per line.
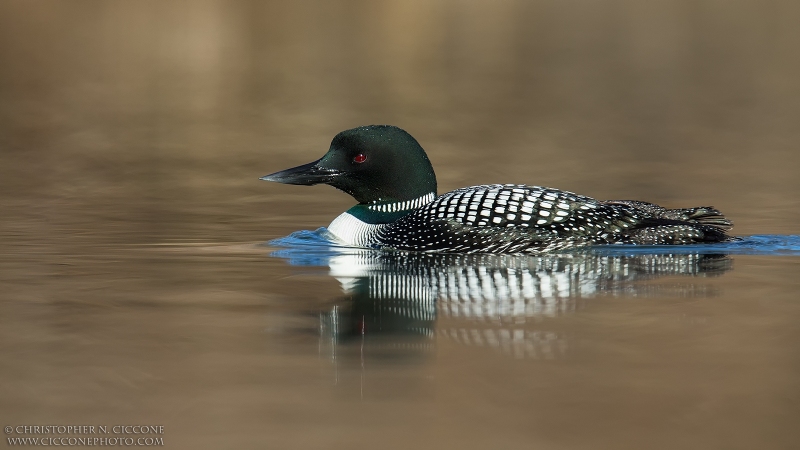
left=366, top=193, right=435, bottom=213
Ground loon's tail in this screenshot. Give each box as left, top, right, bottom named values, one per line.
left=605, top=200, right=735, bottom=244
left=663, top=206, right=733, bottom=230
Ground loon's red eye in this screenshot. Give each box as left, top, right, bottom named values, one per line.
left=353, top=153, right=367, bottom=164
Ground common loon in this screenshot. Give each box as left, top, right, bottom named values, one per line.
left=261, top=125, right=734, bottom=253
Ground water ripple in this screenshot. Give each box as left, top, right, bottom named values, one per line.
left=267, top=230, right=800, bottom=262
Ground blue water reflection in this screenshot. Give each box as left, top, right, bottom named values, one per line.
left=271, top=229, right=800, bottom=261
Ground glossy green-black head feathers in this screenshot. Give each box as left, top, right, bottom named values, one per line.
left=261, top=125, right=437, bottom=204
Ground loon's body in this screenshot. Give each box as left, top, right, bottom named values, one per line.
left=262, top=125, right=733, bottom=253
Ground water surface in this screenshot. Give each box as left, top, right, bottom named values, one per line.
left=2, top=1, right=799, bottom=449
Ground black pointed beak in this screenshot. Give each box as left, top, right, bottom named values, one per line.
left=259, top=159, right=340, bottom=185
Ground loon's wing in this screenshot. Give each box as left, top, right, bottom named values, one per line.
left=375, top=185, right=734, bottom=253
left=599, top=200, right=734, bottom=245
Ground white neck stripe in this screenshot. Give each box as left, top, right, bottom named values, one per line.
left=367, top=192, right=435, bottom=213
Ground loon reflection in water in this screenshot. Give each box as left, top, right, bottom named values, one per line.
left=270, top=243, right=733, bottom=363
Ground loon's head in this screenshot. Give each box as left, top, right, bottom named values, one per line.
left=261, top=125, right=437, bottom=204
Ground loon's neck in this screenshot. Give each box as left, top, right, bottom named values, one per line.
left=327, top=192, right=435, bottom=247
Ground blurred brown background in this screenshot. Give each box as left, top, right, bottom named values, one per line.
left=1, top=0, right=798, bottom=244
left=2, top=2, right=800, bottom=449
